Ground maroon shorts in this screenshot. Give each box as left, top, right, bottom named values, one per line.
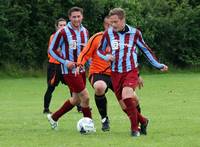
left=63, top=72, right=86, bottom=93
left=111, top=69, right=139, bottom=101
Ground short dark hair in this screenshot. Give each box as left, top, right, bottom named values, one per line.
left=55, top=18, right=66, bottom=28
left=109, top=8, right=125, bottom=20
left=68, top=7, right=83, bottom=16
left=104, top=15, right=110, bottom=20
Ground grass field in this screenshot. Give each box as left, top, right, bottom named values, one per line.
left=0, top=73, right=199, bottom=147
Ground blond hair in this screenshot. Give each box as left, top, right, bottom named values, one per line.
left=109, top=8, right=125, bottom=20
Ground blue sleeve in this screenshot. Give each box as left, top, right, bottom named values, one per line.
left=136, top=31, right=164, bottom=69
left=49, top=30, right=69, bottom=65
left=97, top=35, right=109, bottom=61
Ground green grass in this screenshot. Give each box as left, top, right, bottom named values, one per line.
left=0, top=73, right=200, bottom=147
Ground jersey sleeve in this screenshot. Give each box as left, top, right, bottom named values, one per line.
left=47, top=34, right=54, bottom=58
left=136, top=30, right=164, bottom=69
left=97, top=31, right=110, bottom=61
left=48, top=30, right=69, bottom=65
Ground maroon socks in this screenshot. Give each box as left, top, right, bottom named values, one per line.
left=82, top=107, right=92, bottom=118
left=52, top=100, right=74, bottom=121
left=123, top=98, right=138, bottom=132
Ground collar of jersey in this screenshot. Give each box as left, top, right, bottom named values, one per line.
left=109, top=24, right=136, bottom=34
left=67, top=22, right=84, bottom=31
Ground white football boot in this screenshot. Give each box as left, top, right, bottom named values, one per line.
left=47, top=114, right=58, bottom=130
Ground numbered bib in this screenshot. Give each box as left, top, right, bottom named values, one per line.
left=69, top=40, right=77, bottom=50
left=111, top=40, right=119, bottom=50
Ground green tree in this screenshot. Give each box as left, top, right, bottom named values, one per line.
left=0, top=0, right=199, bottom=73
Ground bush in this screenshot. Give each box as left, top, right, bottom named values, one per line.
left=0, top=0, right=199, bottom=73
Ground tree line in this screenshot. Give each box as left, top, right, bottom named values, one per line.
left=0, top=0, right=199, bottom=72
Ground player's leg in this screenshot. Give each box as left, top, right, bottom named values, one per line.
left=51, top=93, right=79, bottom=120
left=89, top=74, right=110, bottom=131
left=43, top=63, right=59, bottom=114
left=76, top=72, right=87, bottom=113
left=47, top=73, right=92, bottom=129
left=134, top=95, right=149, bottom=135
left=111, top=72, right=138, bottom=136
left=121, top=87, right=141, bottom=136
left=78, top=88, right=92, bottom=118
left=74, top=93, right=82, bottom=113
left=119, top=99, right=139, bottom=131
left=43, top=86, right=55, bottom=113
left=94, top=80, right=109, bottom=131
left=93, top=80, right=107, bottom=118
left=46, top=74, right=79, bottom=129
left=47, top=93, right=79, bottom=129
left=111, top=83, right=142, bottom=115
left=122, top=69, right=149, bottom=136
left=113, top=84, right=141, bottom=137
left=61, top=73, right=92, bottom=118
left=111, top=69, right=140, bottom=136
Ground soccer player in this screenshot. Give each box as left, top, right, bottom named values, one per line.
left=76, top=16, right=112, bottom=131
left=76, top=16, right=145, bottom=132
left=43, top=18, right=66, bottom=114
left=47, top=7, right=92, bottom=130
left=97, top=8, right=168, bottom=137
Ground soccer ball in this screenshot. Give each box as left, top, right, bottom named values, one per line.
left=77, top=117, right=96, bottom=134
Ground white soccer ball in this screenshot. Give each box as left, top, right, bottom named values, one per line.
left=77, top=117, right=96, bottom=134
